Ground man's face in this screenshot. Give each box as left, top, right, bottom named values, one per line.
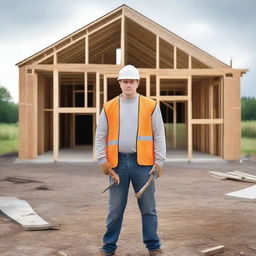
left=119, top=79, right=139, bottom=98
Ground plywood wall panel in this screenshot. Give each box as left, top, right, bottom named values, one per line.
left=223, top=72, right=241, bottom=160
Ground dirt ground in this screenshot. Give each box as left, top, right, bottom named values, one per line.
left=0, top=155, right=256, bottom=256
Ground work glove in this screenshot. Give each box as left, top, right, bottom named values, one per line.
left=100, top=161, right=120, bottom=184
left=100, top=161, right=112, bottom=175
left=149, top=164, right=163, bottom=178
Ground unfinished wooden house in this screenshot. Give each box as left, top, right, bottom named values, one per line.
left=17, top=5, right=247, bottom=162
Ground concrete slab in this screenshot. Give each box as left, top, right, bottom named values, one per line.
left=14, top=148, right=224, bottom=163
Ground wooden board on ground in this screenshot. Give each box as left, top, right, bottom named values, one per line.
left=201, top=245, right=225, bottom=255
left=0, top=197, right=60, bottom=231
left=225, top=185, right=256, bottom=199
left=209, top=171, right=256, bottom=183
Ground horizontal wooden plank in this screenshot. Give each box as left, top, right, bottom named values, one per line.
left=58, top=107, right=97, bottom=113
left=30, top=65, right=247, bottom=76
left=158, top=96, right=188, bottom=101
left=191, top=119, right=223, bottom=124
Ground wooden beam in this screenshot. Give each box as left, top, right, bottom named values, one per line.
left=96, top=72, right=100, bottom=124
left=220, top=76, right=224, bottom=157
left=33, top=72, right=38, bottom=158
left=156, top=35, right=159, bottom=69
left=158, top=95, right=188, bottom=101
left=53, top=53, right=57, bottom=64
left=173, top=102, right=177, bottom=149
left=93, top=113, right=96, bottom=160
left=31, top=64, right=247, bottom=75
left=123, top=6, right=229, bottom=68
left=188, top=55, right=192, bottom=69
left=209, top=78, right=214, bottom=154
left=201, top=245, right=225, bottom=256
left=191, top=119, right=223, bottom=124
left=58, top=107, right=97, bottom=113
left=17, top=6, right=123, bottom=66
left=84, top=73, right=88, bottom=107
left=104, top=75, right=107, bottom=103
left=161, top=101, right=173, bottom=110
left=85, top=36, right=89, bottom=64
left=187, top=75, right=192, bottom=161
left=53, top=70, right=59, bottom=162
left=156, top=75, right=160, bottom=104
left=174, top=46, right=177, bottom=69
left=37, top=74, right=45, bottom=155
left=121, top=13, right=125, bottom=65
left=223, top=72, right=241, bottom=160
left=146, top=74, right=150, bottom=97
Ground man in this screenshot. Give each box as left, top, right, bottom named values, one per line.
left=96, top=65, right=167, bottom=256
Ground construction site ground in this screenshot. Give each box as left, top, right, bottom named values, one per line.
left=0, top=154, right=256, bottom=256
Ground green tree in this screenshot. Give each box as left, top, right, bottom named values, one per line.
left=0, top=85, right=18, bottom=123
left=241, top=97, right=256, bottom=120
left=0, top=86, right=12, bottom=103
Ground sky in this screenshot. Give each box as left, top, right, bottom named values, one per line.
left=0, top=0, right=255, bottom=103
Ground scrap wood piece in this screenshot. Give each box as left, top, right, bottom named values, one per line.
left=233, top=170, right=256, bottom=179
left=209, top=171, right=256, bottom=183
left=201, top=245, right=225, bottom=255
left=226, top=171, right=256, bottom=181
left=4, top=176, right=42, bottom=184
left=0, top=197, right=60, bottom=231
left=225, top=184, right=256, bottom=199
left=54, top=251, right=68, bottom=256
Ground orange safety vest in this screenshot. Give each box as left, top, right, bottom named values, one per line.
left=104, top=94, right=156, bottom=167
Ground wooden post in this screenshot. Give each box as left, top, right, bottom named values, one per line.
left=96, top=72, right=100, bottom=124
left=70, top=114, right=74, bottom=148
left=156, top=75, right=160, bottom=104
left=187, top=75, right=192, bottom=161
left=174, top=46, right=177, bottom=69
left=173, top=102, right=177, bottom=148
left=33, top=71, right=38, bottom=158
left=85, top=35, right=89, bottom=64
left=53, top=53, right=57, bottom=64
left=223, top=72, right=241, bottom=160
left=156, top=35, right=159, bottom=69
left=38, top=74, right=45, bottom=155
left=209, top=78, right=214, bottom=155
left=103, top=75, right=107, bottom=103
left=84, top=72, right=88, bottom=107
left=189, top=55, right=192, bottom=69
left=121, top=14, right=125, bottom=65
left=53, top=70, right=59, bottom=161
left=93, top=113, right=96, bottom=160
left=146, top=74, right=150, bottom=97
left=220, top=76, right=224, bottom=157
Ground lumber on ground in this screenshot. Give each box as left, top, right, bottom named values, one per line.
left=201, top=245, right=225, bottom=255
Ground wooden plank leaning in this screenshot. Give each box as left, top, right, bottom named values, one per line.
left=0, top=197, right=60, bottom=231
left=209, top=171, right=256, bottom=183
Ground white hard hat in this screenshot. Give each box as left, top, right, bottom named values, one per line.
left=118, top=65, right=140, bottom=80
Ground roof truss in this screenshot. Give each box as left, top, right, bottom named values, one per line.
left=17, top=5, right=231, bottom=69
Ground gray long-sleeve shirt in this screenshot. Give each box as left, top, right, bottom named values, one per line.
left=95, top=94, right=166, bottom=166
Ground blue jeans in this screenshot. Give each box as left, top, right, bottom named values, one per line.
left=102, top=152, right=160, bottom=252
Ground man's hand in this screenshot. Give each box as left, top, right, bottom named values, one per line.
left=149, top=164, right=163, bottom=178
left=100, top=161, right=112, bottom=175
left=100, top=161, right=120, bottom=184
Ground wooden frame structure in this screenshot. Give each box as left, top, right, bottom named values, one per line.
left=17, top=5, right=247, bottom=161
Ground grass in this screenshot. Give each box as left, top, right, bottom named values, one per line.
left=0, top=123, right=19, bottom=155
left=241, top=121, right=256, bottom=155
left=241, top=137, right=256, bottom=155
left=241, top=120, right=256, bottom=138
